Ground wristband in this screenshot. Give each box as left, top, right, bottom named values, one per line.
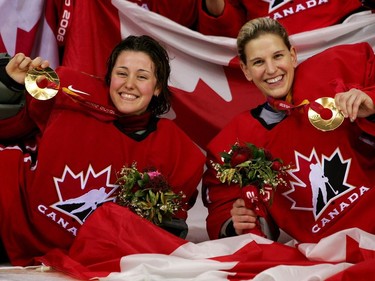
left=219, top=219, right=237, bottom=238
left=366, top=114, right=375, bottom=122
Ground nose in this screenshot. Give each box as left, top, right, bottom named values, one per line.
left=123, top=75, right=135, bottom=89
left=265, top=60, right=277, bottom=74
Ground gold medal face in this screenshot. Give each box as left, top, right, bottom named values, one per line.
left=25, top=67, right=60, bottom=100
left=308, top=97, right=344, bottom=131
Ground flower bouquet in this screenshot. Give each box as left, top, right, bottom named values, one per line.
left=211, top=142, right=291, bottom=216
left=115, top=162, right=186, bottom=226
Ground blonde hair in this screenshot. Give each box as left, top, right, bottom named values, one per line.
left=237, top=17, right=291, bottom=64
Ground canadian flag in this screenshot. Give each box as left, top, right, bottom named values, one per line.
left=38, top=203, right=375, bottom=281
left=1, top=2, right=375, bottom=279
left=1, top=0, right=375, bottom=147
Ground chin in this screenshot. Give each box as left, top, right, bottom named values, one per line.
left=116, top=107, right=132, bottom=115
left=268, top=93, right=287, bottom=100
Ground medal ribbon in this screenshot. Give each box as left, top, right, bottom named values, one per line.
left=35, top=75, right=119, bottom=119
left=267, top=95, right=332, bottom=120
left=32, top=71, right=153, bottom=129
left=63, top=87, right=152, bottom=132
left=62, top=87, right=120, bottom=119
left=36, top=76, right=59, bottom=90
left=267, top=95, right=309, bottom=115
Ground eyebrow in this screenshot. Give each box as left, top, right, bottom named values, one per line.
left=248, top=49, right=286, bottom=63
left=116, top=66, right=151, bottom=73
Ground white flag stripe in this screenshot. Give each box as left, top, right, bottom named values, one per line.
left=252, top=263, right=353, bottom=281
left=99, top=228, right=374, bottom=281
left=172, top=233, right=272, bottom=259
left=299, top=227, right=375, bottom=262
left=103, top=254, right=236, bottom=281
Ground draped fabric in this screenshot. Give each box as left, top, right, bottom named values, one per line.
left=39, top=203, right=375, bottom=281
left=1, top=1, right=375, bottom=280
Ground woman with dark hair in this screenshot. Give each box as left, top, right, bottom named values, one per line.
left=105, top=35, right=172, bottom=116
left=0, top=35, right=205, bottom=266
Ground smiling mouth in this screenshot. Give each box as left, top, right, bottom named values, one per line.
left=266, top=75, right=283, bottom=84
left=120, top=92, right=138, bottom=101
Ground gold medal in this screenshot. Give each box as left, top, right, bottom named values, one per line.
left=308, top=97, right=344, bottom=131
left=25, top=67, right=60, bottom=100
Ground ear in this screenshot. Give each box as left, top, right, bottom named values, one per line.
left=240, top=61, right=253, bottom=82
left=290, top=46, right=298, bottom=68
left=154, top=86, right=161, bottom=97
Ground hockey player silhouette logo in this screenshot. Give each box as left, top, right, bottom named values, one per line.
left=309, top=163, right=339, bottom=216
left=284, top=148, right=355, bottom=219
left=51, top=165, right=118, bottom=224
left=55, top=187, right=110, bottom=222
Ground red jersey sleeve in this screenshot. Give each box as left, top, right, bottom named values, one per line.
left=197, top=0, right=246, bottom=37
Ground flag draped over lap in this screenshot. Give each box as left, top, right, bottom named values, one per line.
left=38, top=203, right=375, bottom=281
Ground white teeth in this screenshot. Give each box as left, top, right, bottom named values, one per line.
left=120, top=93, right=137, bottom=100
left=266, top=76, right=282, bottom=84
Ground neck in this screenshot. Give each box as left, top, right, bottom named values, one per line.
left=116, top=111, right=152, bottom=133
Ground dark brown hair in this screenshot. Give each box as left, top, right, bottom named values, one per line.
left=105, top=35, right=171, bottom=116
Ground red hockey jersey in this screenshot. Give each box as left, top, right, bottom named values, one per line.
left=0, top=66, right=205, bottom=265
left=203, top=42, right=375, bottom=241
left=198, top=0, right=364, bottom=37
left=129, top=0, right=198, bottom=28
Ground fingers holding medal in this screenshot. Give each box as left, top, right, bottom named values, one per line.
left=335, top=89, right=375, bottom=121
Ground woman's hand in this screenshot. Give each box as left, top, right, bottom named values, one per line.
left=230, top=198, right=258, bottom=235
left=205, top=0, right=225, bottom=16
left=335, top=88, right=375, bottom=122
left=5, top=53, right=49, bottom=85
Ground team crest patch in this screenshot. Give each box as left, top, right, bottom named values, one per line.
left=263, top=0, right=330, bottom=17
left=50, top=165, right=118, bottom=225
left=263, top=0, right=293, bottom=13
left=283, top=148, right=358, bottom=219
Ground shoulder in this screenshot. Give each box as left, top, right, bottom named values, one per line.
left=157, top=117, right=178, bottom=129
left=156, top=117, right=193, bottom=138
left=206, top=110, right=257, bottom=151
left=299, top=42, right=373, bottom=68
left=56, top=66, right=107, bottom=103
left=56, top=66, right=105, bottom=83
left=319, top=42, right=373, bottom=59
left=293, top=42, right=375, bottom=101
left=225, top=109, right=258, bottom=128
left=56, top=66, right=107, bottom=93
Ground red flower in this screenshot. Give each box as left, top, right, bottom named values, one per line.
left=264, top=149, right=273, bottom=160
left=230, top=146, right=252, bottom=167
left=271, top=160, right=282, bottom=171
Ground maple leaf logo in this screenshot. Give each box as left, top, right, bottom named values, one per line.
left=262, top=0, right=293, bottom=13
left=51, top=165, right=118, bottom=224
left=283, top=148, right=355, bottom=220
